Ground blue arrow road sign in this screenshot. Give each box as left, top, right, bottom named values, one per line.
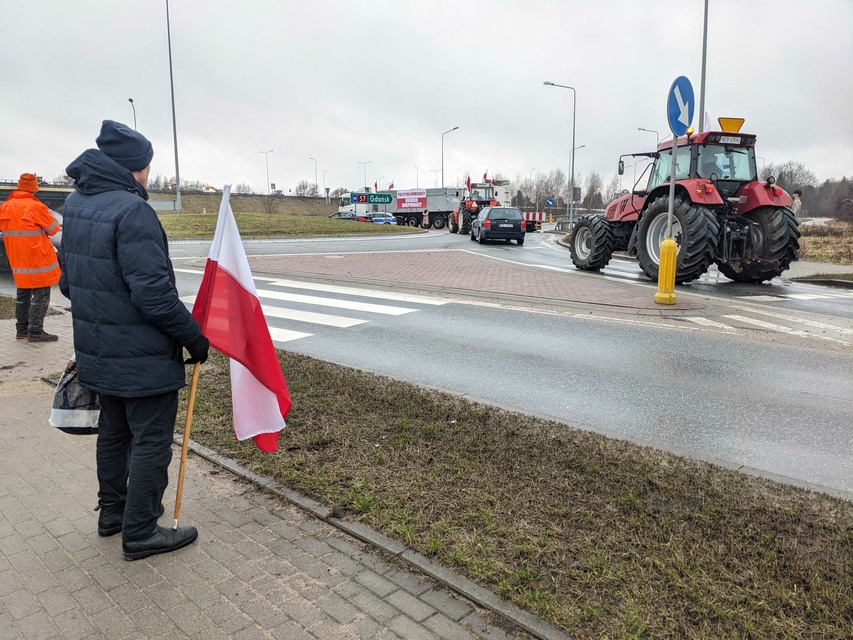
left=546, top=197, right=554, bottom=207
left=666, top=76, right=694, bottom=137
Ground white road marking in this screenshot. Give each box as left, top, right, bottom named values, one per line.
left=268, top=327, right=313, bottom=343
left=684, top=317, right=738, bottom=330
left=255, top=289, right=416, bottom=315
left=733, top=306, right=853, bottom=336
left=723, top=314, right=850, bottom=345
left=267, top=279, right=449, bottom=305
left=738, top=295, right=785, bottom=301
left=260, top=306, right=367, bottom=328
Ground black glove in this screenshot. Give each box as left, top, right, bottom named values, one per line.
left=184, top=334, right=210, bottom=365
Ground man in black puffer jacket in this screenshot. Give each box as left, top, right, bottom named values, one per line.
left=60, top=120, right=209, bottom=561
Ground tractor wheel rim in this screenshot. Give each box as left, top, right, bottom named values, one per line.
left=647, top=214, right=683, bottom=263
left=574, top=227, right=592, bottom=259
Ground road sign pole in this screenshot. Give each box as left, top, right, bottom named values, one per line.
left=666, top=143, right=677, bottom=238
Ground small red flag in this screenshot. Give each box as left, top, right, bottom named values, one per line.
left=466, top=175, right=471, bottom=190
left=483, top=170, right=488, bottom=181
left=374, top=181, right=378, bottom=192
left=388, top=181, right=394, bottom=190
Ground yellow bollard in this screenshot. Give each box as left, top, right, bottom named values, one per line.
left=654, top=237, right=678, bottom=304
left=549, top=213, right=553, bottom=223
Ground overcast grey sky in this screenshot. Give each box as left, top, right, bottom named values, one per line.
left=2, top=1, right=851, bottom=195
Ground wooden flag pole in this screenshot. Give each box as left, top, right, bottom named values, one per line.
left=173, top=362, right=201, bottom=530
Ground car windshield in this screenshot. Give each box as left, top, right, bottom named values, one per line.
left=487, top=208, right=522, bottom=220
left=697, top=144, right=755, bottom=180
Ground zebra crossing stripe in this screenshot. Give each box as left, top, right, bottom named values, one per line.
left=255, top=289, right=416, bottom=315
left=268, top=279, right=449, bottom=305
left=734, top=307, right=853, bottom=336
left=723, top=315, right=850, bottom=345
left=260, top=305, right=367, bottom=328
left=684, top=317, right=737, bottom=330
left=268, top=327, right=313, bottom=343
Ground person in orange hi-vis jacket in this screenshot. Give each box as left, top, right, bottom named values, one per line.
left=0, top=173, right=61, bottom=341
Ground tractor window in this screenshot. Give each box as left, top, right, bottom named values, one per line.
left=698, top=145, right=755, bottom=181
left=647, top=147, right=690, bottom=189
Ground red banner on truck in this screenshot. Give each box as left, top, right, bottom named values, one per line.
left=396, top=190, right=427, bottom=209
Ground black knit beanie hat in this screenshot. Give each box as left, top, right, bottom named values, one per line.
left=96, top=120, right=153, bottom=172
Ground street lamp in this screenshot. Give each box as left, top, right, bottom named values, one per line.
left=377, top=176, right=384, bottom=193
left=430, top=169, right=440, bottom=188
left=323, top=169, right=327, bottom=194
left=530, top=168, right=535, bottom=211
left=260, top=150, right=273, bottom=194
left=309, top=156, right=318, bottom=197
left=757, top=156, right=766, bottom=178
left=128, top=98, right=137, bottom=130
left=698, top=0, right=709, bottom=133
left=441, top=126, right=459, bottom=188
left=544, top=81, right=577, bottom=225
left=414, top=165, right=418, bottom=188
left=165, top=0, right=182, bottom=211
left=358, top=160, right=371, bottom=190
left=638, top=127, right=660, bottom=148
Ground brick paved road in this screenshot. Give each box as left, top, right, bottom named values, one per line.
left=0, top=312, right=548, bottom=640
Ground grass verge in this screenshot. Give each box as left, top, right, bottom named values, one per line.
left=158, top=213, right=419, bottom=239
left=182, top=350, right=853, bottom=640
left=799, top=220, right=853, bottom=264
left=0, top=294, right=14, bottom=319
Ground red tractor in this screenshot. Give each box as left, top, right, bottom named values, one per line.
left=568, top=122, right=799, bottom=284
left=447, top=182, right=504, bottom=234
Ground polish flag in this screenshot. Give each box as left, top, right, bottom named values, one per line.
left=388, top=181, right=394, bottom=190
left=374, top=181, right=378, bottom=192
left=466, top=175, right=471, bottom=191
left=483, top=170, right=488, bottom=181
left=191, top=185, right=291, bottom=452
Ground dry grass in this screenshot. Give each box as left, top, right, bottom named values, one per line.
left=0, top=295, right=14, bottom=319
left=149, top=192, right=338, bottom=217
left=798, top=220, right=853, bottom=264
left=183, top=350, right=853, bottom=640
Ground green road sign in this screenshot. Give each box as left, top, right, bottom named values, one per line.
left=369, top=194, right=392, bottom=204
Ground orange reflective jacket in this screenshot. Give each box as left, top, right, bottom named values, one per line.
left=0, top=191, right=61, bottom=288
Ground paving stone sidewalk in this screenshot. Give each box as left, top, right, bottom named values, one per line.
left=0, top=310, right=545, bottom=640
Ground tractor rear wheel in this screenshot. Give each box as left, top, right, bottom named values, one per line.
left=637, top=195, right=719, bottom=284
left=432, top=214, right=445, bottom=230
left=569, top=215, right=614, bottom=271
left=716, top=206, right=799, bottom=283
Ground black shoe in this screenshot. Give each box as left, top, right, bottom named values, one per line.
left=16, top=333, right=27, bottom=340
left=95, top=501, right=124, bottom=537
left=123, top=525, right=198, bottom=561
left=28, top=332, right=58, bottom=342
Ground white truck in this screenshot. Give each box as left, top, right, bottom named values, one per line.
left=337, top=187, right=463, bottom=229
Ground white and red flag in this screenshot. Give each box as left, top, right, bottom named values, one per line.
left=191, top=185, right=291, bottom=452
left=388, top=181, right=394, bottom=190
left=466, top=175, right=471, bottom=190
left=483, top=170, right=488, bottom=181
left=374, top=181, right=378, bottom=192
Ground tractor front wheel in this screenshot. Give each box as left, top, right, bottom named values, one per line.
left=636, top=195, right=719, bottom=284
left=716, top=206, right=799, bottom=283
left=569, top=215, right=615, bottom=271
left=461, top=209, right=474, bottom=234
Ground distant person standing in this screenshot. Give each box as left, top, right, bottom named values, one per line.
left=0, top=173, right=61, bottom=342
left=60, top=120, right=208, bottom=560
left=791, top=190, right=803, bottom=218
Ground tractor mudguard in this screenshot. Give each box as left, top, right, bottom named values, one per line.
left=738, top=181, right=794, bottom=214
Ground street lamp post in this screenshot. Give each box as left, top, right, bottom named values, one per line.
left=165, top=0, right=181, bottom=212
left=430, top=169, right=440, bottom=188
left=323, top=169, right=327, bottom=194
left=530, top=168, right=535, bottom=211
left=377, top=176, right=384, bottom=193
left=698, top=0, right=710, bottom=133
left=543, top=81, right=577, bottom=225
left=638, top=127, right=660, bottom=148
left=757, top=156, right=766, bottom=178
left=128, top=98, right=137, bottom=130
left=260, top=150, right=273, bottom=194
left=308, top=157, right=318, bottom=197
left=358, top=161, right=371, bottom=190
left=441, top=126, right=459, bottom=189
left=414, top=166, right=418, bottom=188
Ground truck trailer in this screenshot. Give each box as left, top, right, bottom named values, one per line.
left=337, top=187, right=463, bottom=228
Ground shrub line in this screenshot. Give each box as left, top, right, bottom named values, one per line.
left=178, top=435, right=573, bottom=640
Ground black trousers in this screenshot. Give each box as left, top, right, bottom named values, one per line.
left=16, top=286, right=50, bottom=336
left=96, top=391, right=178, bottom=542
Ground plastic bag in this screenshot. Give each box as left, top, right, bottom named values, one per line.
left=49, top=353, right=100, bottom=434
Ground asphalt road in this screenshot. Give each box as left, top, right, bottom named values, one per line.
left=5, top=228, right=851, bottom=496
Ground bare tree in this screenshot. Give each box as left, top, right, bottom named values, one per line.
left=260, top=196, right=279, bottom=215
left=582, top=172, right=604, bottom=209
left=604, top=174, right=621, bottom=203
left=330, top=187, right=348, bottom=198
left=762, top=161, right=817, bottom=193
left=234, top=183, right=253, bottom=194
left=296, top=180, right=318, bottom=197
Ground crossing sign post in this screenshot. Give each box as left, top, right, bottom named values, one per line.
left=656, top=75, right=695, bottom=305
